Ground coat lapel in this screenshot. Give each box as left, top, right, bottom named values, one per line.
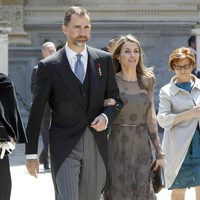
left=53, top=48, right=86, bottom=111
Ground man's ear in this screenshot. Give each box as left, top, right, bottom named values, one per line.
left=62, top=25, right=68, bottom=35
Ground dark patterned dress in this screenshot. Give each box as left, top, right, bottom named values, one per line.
left=105, top=74, right=163, bottom=200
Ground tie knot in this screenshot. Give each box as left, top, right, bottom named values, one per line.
left=76, top=54, right=82, bottom=60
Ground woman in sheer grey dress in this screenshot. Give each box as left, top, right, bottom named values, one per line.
left=104, top=35, right=165, bottom=200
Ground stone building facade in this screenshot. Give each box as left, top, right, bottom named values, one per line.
left=0, top=0, right=200, bottom=122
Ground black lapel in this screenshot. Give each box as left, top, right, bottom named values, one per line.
left=53, top=48, right=86, bottom=111
left=87, top=47, right=101, bottom=112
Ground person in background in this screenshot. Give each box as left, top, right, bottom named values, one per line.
left=157, top=47, right=200, bottom=200
left=56, top=43, right=65, bottom=51
left=25, top=6, right=122, bottom=200
left=104, top=34, right=164, bottom=200
left=101, top=37, right=119, bottom=54
left=107, top=37, right=119, bottom=54
left=188, top=35, right=196, bottom=58
left=101, top=46, right=109, bottom=52
left=0, top=73, right=27, bottom=200
left=188, top=35, right=199, bottom=77
left=31, top=41, right=56, bottom=169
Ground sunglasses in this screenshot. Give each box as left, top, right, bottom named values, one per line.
left=173, top=63, right=191, bottom=70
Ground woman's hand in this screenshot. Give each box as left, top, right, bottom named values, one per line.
left=104, top=98, right=116, bottom=107
left=191, top=105, right=200, bottom=118
left=173, top=105, right=200, bottom=125
left=152, top=159, right=165, bottom=170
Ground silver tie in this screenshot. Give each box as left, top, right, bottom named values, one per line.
left=75, top=54, right=84, bottom=83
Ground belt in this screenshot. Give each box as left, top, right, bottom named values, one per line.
left=113, top=123, right=145, bottom=127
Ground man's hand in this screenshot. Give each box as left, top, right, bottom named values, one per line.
left=90, top=114, right=107, bottom=132
left=26, top=159, right=39, bottom=178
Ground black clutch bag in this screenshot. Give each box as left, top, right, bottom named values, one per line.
left=151, top=161, right=165, bottom=193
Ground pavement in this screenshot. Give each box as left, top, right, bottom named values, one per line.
left=9, top=138, right=196, bottom=200
left=10, top=139, right=54, bottom=200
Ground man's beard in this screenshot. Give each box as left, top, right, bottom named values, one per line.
left=73, top=37, right=89, bottom=47
left=74, top=41, right=86, bottom=47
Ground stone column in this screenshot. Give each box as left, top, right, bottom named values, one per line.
left=191, top=23, right=200, bottom=70
left=0, top=20, right=12, bottom=75
left=0, top=0, right=31, bottom=46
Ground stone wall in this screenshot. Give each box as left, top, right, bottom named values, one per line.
left=8, top=47, right=41, bottom=124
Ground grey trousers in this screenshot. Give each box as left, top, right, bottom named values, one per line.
left=56, top=128, right=106, bottom=200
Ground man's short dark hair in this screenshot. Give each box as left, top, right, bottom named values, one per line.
left=188, top=35, right=196, bottom=47
left=64, top=6, right=90, bottom=26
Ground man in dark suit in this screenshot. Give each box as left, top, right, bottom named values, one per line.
left=188, top=35, right=199, bottom=77
left=25, top=6, right=123, bottom=200
left=31, top=41, right=56, bottom=169
left=188, top=35, right=197, bottom=57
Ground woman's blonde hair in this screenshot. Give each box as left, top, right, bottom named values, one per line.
left=111, top=34, right=155, bottom=91
left=168, top=47, right=196, bottom=71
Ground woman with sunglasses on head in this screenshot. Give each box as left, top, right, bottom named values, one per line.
left=103, top=34, right=165, bottom=200
left=157, top=47, right=200, bottom=200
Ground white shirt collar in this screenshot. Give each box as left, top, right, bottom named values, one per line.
left=64, top=43, right=88, bottom=74
left=65, top=44, right=87, bottom=59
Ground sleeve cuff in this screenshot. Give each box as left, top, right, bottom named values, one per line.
left=156, top=152, right=165, bottom=159
left=26, top=154, right=38, bottom=159
left=101, top=113, right=108, bottom=130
